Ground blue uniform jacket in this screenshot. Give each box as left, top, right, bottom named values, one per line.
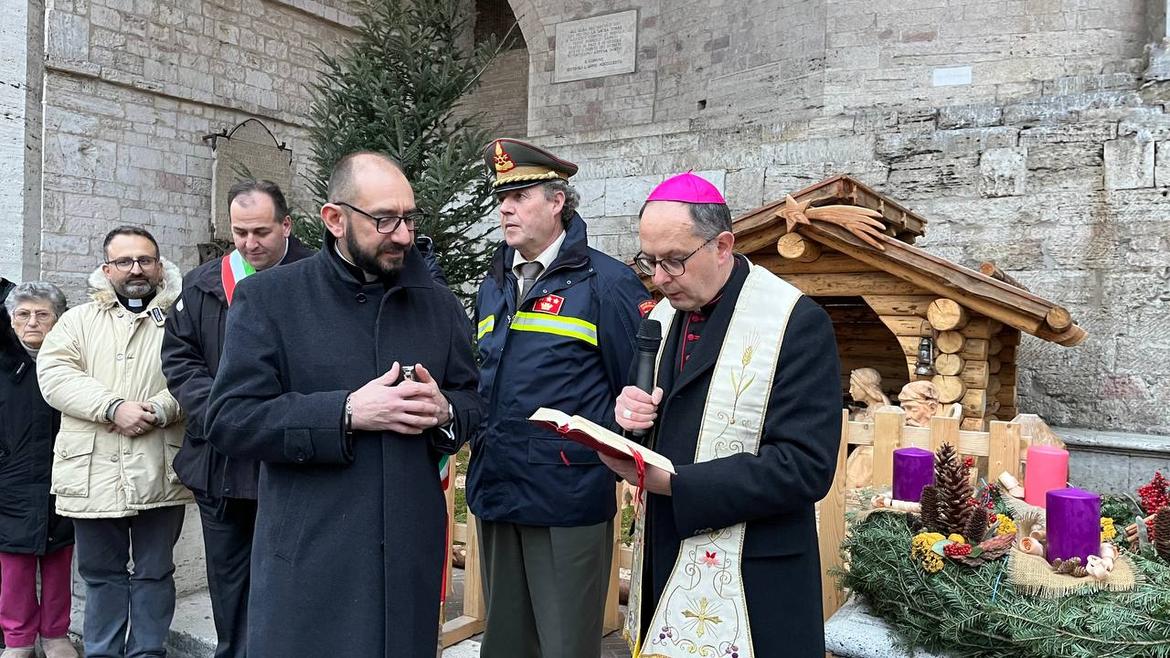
left=468, top=214, right=649, bottom=526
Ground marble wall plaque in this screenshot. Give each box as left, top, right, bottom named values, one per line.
left=554, top=10, right=637, bottom=83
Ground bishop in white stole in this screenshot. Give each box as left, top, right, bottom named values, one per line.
left=625, top=264, right=803, bottom=658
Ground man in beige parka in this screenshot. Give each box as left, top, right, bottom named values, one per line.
left=37, top=225, right=192, bottom=658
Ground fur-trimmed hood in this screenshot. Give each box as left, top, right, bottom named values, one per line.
left=86, top=258, right=183, bottom=311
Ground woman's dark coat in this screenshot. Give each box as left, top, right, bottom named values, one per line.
left=204, top=242, right=484, bottom=658
left=0, top=306, right=74, bottom=555
left=639, top=258, right=842, bottom=657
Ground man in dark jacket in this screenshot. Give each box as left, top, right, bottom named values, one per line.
left=204, top=151, right=483, bottom=658
left=469, top=139, right=651, bottom=658
left=161, top=179, right=313, bottom=658
left=608, top=173, right=842, bottom=657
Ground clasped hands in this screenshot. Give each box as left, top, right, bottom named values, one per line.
left=604, top=385, right=673, bottom=496
left=109, top=401, right=158, bottom=437
left=349, top=362, right=451, bottom=435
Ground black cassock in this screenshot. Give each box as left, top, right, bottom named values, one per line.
left=206, top=242, right=483, bottom=658
left=639, top=257, right=842, bottom=657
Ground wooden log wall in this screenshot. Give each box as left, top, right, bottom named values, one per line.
left=824, top=301, right=912, bottom=396
left=991, top=327, right=1021, bottom=422
left=767, top=243, right=1027, bottom=433
left=766, top=240, right=919, bottom=400
left=909, top=298, right=1007, bottom=431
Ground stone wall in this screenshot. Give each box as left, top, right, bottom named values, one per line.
left=36, top=0, right=360, bottom=298
left=0, top=0, right=44, bottom=283
left=459, top=47, right=529, bottom=138
left=506, top=0, right=1170, bottom=435
left=13, top=0, right=1170, bottom=434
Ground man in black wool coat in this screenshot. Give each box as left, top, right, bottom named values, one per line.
left=205, top=151, right=483, bottom=658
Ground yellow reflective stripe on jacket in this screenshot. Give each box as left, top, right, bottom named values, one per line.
left=477, top=315, right=495, bottom=340
left=510, top=311, right=598, bottom=347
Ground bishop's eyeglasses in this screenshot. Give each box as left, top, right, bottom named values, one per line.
left=633, top=235, right=717, bottom=277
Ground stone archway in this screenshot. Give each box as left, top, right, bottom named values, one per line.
left=500, top=0, right=547, bottom=58
left=458, top=0, right=544, bottom=138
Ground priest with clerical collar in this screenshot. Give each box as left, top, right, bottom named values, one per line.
left=605, top=172, right=843, bottom=657
left=204, top=151, right=484, bottom=657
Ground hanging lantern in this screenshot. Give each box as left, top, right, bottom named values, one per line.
left=914, top=337, right=935, bottom=376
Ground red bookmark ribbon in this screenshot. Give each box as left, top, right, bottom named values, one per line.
left=629, top=448, right=647, bottom=508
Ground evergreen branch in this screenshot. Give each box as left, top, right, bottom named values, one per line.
left=995, top=610, right=1170, bottom=648
left=843, top=512, right=1170, bottom=658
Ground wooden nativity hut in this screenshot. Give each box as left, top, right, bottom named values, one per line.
left=725, top=175, right=1086, bottom=431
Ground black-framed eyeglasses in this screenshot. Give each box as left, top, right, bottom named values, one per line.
left=634, top=236, right=717, bottom=277
left=334, top=201, right=422, bottom=234
left=105, top=256, right=159, bottom=272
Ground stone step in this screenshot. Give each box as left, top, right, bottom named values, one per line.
left=825, top=598, right=951, bottom=658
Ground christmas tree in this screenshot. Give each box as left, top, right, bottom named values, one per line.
left=297, top=0, right=508, bottom=304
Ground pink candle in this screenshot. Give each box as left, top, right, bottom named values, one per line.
left=893, top=447, right=934, bottom=502
left=1046, top=488, right=1101, bottom=563
left=1024, top=444, right=1068, bottom=508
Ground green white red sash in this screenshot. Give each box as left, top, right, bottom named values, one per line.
left=221, top=250, right=256, bottom=306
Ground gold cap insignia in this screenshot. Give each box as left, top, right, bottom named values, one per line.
left=493, top=141, right=516, bottom=173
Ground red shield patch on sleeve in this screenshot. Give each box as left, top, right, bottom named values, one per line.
left=534, top=294, right=565, bottom=315
left=638, top=299, right=657, bottom=317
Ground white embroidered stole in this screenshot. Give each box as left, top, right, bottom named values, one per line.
left=625, top=264, right=803, bottom=658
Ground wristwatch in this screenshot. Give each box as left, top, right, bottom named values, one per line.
left=437, top=403, right=456, bottom=441
left=344, top=395, right=354, bottom=435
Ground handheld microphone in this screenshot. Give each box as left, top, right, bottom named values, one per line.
left=631, top=318, right=662, bottom=439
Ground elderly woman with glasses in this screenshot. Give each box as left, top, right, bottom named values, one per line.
left=0, top=282, right=78, bottom=658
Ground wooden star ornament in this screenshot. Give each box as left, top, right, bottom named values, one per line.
left=774, top=194, right=889, bottom=251
left=778, top=195, right=812, bottom=233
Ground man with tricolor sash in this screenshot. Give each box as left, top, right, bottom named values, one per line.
left=161, top=179, right=312, bottom=658
left=607, top=173, right=843, bottom=657
left=468, top=139, right=651, bottom=657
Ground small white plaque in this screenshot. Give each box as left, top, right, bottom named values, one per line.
left=554, top=10, right=638, bottom=83
left=932, top=66, right=973, bottom=87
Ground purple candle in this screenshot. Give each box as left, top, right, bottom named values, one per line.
left=1046, top=488, right=1101, bottom=563
left=893, top=447, right=934, bottom=502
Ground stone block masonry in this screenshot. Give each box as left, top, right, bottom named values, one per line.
left=513, top=0, right=1170, bottom=435
left=15, top=0, right=1170, bottom=439
left=32, top=0, right=361, bottom=299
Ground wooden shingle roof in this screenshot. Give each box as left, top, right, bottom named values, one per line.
left=732, top=176, right=1086, bottom=347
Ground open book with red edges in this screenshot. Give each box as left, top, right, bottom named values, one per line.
left=528, top=407, right=676, bottom=474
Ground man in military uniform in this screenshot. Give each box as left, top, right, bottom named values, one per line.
left=468, top=139, right=651, bottom=658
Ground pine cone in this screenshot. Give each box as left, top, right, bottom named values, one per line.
left=964, top=503, right=990, bottom=543
left=1156, top=507, right=1170, bottom=561
left=919, top=485, right=942, bottom=534
left=933, top=443, right=974, bottom=537
left=1050, top=557, right=1088, bottom=577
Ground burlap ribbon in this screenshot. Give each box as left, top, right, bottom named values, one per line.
left=1008, top=549, right=1137, bottom=597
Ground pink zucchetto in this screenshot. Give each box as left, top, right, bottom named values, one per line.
left=645, top=172, right=726, bottom=205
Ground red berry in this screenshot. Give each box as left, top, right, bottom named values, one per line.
left=944, top=543, right=973, bottom=557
